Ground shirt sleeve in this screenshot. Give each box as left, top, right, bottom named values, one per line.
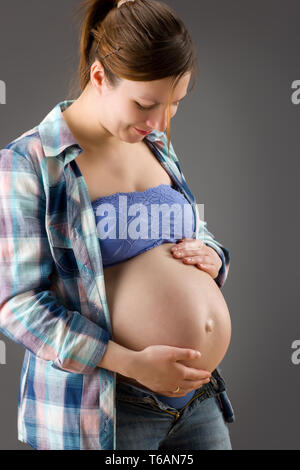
left=0, top=148, right=110, bottom=374
left=165, top=137, right=230, bottom=289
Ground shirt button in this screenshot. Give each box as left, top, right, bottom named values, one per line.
left=73, top=228, right=79, bottom=240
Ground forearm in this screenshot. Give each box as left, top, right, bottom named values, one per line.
left=97, top=339, right=137, bottom=377
left=0, top=290, right=110, bottom=374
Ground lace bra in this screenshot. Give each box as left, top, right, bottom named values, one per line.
left=90, top=183, right=196, bottom=268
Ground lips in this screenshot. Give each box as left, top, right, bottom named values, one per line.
left=135, top=128, right=152, bottom=135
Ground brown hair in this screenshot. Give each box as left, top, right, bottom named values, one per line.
left=67, top=0, right=198, bottom=156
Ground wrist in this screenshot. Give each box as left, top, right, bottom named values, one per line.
left=119, top=347, right=139, bottom=378
left=97, top=339, right=138, bottom=378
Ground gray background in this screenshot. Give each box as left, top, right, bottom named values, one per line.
left=0, top=0, right=299, bottom=450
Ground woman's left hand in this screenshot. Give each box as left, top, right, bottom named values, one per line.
left=170, top=238, right=222, bottom=280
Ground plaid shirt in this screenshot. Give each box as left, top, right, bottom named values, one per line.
left=0, top=101, right=230, bottom=450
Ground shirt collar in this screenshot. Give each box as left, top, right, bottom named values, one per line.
left=38, top=100, right=166, bottom=164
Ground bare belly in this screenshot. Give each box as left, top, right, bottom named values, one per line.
left=103, top=243, right=231, bottom=391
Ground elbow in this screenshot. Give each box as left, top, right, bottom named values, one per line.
left=50, top=356, right=98, bottom=375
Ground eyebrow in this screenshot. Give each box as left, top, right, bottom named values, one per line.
left=138, top=94, right=187, bottom=106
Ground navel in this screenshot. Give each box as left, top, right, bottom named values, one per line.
left=205, top=318, right=214, bottom=333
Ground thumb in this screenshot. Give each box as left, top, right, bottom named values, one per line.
left=173, top=348, right=201, bottom=361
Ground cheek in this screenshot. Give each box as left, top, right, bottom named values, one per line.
left=117, top=102, right=150, bottom=127
left=127, top=108, right=147, bottom=126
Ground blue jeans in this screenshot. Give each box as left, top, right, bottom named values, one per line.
left=116, top=368, right=234, bottom=450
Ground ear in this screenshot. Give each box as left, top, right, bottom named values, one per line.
left=90, top=60, right=106, bottom=89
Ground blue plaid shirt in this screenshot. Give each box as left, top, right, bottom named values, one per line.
left=0, top=101, right=230, bottom=450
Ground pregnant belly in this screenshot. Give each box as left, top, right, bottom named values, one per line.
left=103, top=242, right=231, bottom=389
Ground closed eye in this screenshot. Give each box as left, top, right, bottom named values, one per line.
left=135, top=101, right=181, bottom=111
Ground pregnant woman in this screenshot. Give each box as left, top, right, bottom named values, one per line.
left=0, top=0, right=234, bottom=450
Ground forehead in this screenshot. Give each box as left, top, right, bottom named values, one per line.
left=121, top=73, right=192, bottom=99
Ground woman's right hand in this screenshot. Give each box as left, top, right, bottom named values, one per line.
left=131, top=345, right=211, bottom=397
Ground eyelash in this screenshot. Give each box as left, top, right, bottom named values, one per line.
left=136, top=101, right=180, bottom=111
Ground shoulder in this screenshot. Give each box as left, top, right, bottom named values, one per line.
left=0, top=126, right=45, bottom=175
left=146, top=129, right=179, bottom=167
left=0, top=100, right=72, bottom=173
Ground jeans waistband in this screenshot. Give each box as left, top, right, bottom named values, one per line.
left=116, top=366, right=235, bottom=423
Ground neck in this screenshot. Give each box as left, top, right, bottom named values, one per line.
left=62, top=84, right=128, bottom=153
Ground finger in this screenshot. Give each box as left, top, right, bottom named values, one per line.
left=178, top=364, right=211, bottom=381
left=182, top=251, right=209, bottom=257
left=173, top=249, right=207, bottom=258
left=196, top=262, right=214, bottom=271
left=171, top=240, right=204, bottom=252
left=182, top=256, right=209, bottom=264
left=196, top=263, right=218, bottom=278
left=181, top=253, right=209, bottom=261
left=180, top=238, right=204, bottom=246
left=173, top=348, right=202, bottom=362
left=181, top=239, right=205, bottom=249
left=187, top=370, right=212, bottom=381
left=165, top=377, right=211, bottom=397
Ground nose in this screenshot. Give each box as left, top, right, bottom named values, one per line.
left=147, top=108, right=168, bottom=133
